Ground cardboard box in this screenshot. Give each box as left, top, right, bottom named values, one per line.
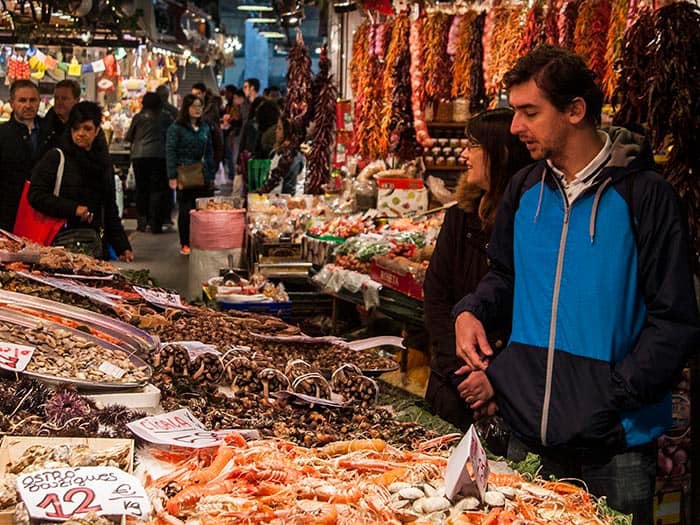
left=0, top=436, right=134, bottom=525
left=370, top=259, right=424, bottom=301
left=376, top=177, right=429, bottom=217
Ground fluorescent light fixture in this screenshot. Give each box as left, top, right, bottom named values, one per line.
left=238, top=4, right=274, bottom=11
left=259, top=31, right=286, bottom=39
left=247, top=17, right=278, bottom=23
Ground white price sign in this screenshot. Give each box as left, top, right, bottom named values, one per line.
left=444, top=425, right=490, bottom=501
left=133, top=286, right=188, bottom=310
left=16, top=466, right=149, bottom=521
left=0, top=342, right=35, bottom=371
left=127, top=409, right=257, bottom=448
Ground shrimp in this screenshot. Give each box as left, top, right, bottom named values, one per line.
left=190, top=445, right=235, bottom=484
left=166, top=479, right=235, bottom=516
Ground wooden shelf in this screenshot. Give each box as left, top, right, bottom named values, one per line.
left=427, top=121, right=468, bottom=129
left=424, top=164, right=465, bottom=171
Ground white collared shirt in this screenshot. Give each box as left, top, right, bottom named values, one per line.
left=547, top=130, right=613, bottom=204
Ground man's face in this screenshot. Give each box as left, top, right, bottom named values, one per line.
left=11, top=87, right=40, bottom=122
left=191, top=88, right=205, bottom=99
left=233, top=94, right=244, bottom=106
left=54, top=87, right=79, bottom=122
left=509, top=78, right=570, bottom=162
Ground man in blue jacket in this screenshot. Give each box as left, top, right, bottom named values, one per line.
left=452, top=46, right=699, bottom=523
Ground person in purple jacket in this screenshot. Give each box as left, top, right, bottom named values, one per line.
left=423, top=108, right=530, bottom=432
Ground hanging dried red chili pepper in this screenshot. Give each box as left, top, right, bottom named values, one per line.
left=519, top=1, right=547, bottom=56
left=452, top=11, right=478, bottom=100
left=285, top=31, right=313, bottom=131
left=602, top=0, right=630, bottom=103
left=423, top=12, right=452, bottom=102
left=574, top=0, right=611, bottom=85
left=469, top=12, right=488, bottom=113
left=558, top=0, right=580, bottom=50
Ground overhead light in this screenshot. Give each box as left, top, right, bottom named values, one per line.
left=332, top=0, right=357, bottom=12
left=247, top=17, right=278, bottom=23
left=259, top=31, right=286, bottom=39
left=238, top=3, right=274, bottom=11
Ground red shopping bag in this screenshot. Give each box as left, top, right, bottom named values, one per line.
left=13, top=180, right=66, bottom=245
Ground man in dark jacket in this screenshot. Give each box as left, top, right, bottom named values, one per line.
left=453, top=46, right=700, bottom=524
left=0, top=79, right=51, bottom=232
left=43, top=79, right=80, bottom=148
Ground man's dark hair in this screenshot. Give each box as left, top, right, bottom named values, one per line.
left=191, top=82, right=207, bottom=94
left=55, top=79, right=81, bottom=99
left=142, top=92, right=163, bottom=112
left=503, top=45, right=603, bottom=125
left=244, top=78, right=260, bottom=93
left=10, top=79, right=38, bottom=99
left=225, top=84, right=236, bottom=94
left=255, top=100, right=281, bottom=132
left=156, top=84, right=170, bottom=101
left=68, top=101, right=102, bottom=129
left=234, top=88, right=245, bottom=98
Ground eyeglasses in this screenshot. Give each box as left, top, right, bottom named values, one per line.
left=465, top=138, right=481, bottom=149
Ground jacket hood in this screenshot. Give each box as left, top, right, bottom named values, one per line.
left=606, top=126, right=655, bottom=172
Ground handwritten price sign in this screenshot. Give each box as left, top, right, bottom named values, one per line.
left=133, top=286, right=188, bottom=310
left=0, top=342, right=35, bottom=371
left=127, top=409, right=258, bottom=448
left=16, top=466, right=149, bottom=521
left=444, top=425, right=490, bottom=501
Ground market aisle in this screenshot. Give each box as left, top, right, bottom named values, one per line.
left=116, top=219, right=189, bottom=295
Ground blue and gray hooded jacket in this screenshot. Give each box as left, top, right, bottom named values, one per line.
left=453, top=127, right=700, bottom=451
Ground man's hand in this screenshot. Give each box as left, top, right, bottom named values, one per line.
left=75, top=205, right=93, bottom=223
left=457, top=371, right=495, bottom=409
left=169, top=179, right=178, bottom=190
left=119, top=250, right=134, bottom=262
left=455, top=311, right=493, bottom=370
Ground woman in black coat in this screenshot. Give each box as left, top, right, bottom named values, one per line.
left=29, top=101, right=133, bottom=261
left=423, top=108, right=530, bottom=431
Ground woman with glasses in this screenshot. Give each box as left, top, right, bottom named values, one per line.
left=423, top=108, right=531, bottom=433
left=166, top=94, right=216, bottom=255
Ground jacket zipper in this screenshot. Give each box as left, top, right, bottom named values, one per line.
left=540, top=176, right=570, bottom=446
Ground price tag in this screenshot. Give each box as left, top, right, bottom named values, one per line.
left=444, top=425, right=489, bottom=501
left=16, top=466, right=149, bottom=521
left=0, top=342, right=35, bottom=371
left=98, top=361, right=126, bottom=379
left=128, top=409, right=241, bottom=448
left=133, top=286, right=188, bottom=310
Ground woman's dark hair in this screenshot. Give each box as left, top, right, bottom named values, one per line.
left=462, top=108, right=532, bottom=226
left=255, top=100, right=281, bottom=132
left=176, top=94, right=202, bottom=126
left=142, top=92, right=162, bottom=112
left=68, top=101, right=102, bottom=129
left=503, top=45, right=604, bottom=126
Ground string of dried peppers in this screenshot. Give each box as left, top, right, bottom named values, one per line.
left=602, top=0, right=630, bottom=103
left=518, top=0, right=547, bottom=56
left=284, top=31, right=313, bottom=131
left=305, top=46, right=338, bottom=194
left=485, top=3, right=525, bottom=96
left=451, top=11, right=479, bottom=100
left=558, top=0, right=580, bottom=50
left=410, top=16, right=434, bottom=148
left=574, top=0, right=612, bottom=84
left=423, top=12, right=452, bottom=102
left=469, top=12, right=488, bottom=113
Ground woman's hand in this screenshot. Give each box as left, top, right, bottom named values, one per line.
left=457, top=370, right=495, bottom=410
left=169, top=179, right=178, bottom=190
left=119, top=250, right=134, bottom=262
left=75, top=205, right=93, bottom=223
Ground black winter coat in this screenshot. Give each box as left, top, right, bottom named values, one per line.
left=28, top=136, right=131, bottom=256
left=0, top=115, right=52, bottom=231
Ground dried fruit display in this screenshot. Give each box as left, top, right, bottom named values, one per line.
left=423, top=12, right=452, bottom=102
left=469, top=12, right=488, bottom=112
left=485, top=3, right=525, bottom=95
left=518, top=1, right=547, bottom=56
left=574, top=0, right=612, bottom=83
left=558, top=0, right=580, bottom=49
left=646, top=1, right=700, bottom=273
left=305, top=46, right=338, bottom=194
left=451, top=10, right=479, bottom=100
left=410, top=16, right=434, bottom=148
left=612, top=6, right=654, bottom=129
left=602, top=0, right=630, bottom=102
left=285, top=31, right=313, bottom=131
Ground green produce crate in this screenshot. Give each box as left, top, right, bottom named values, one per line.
left=247, top=159, right=271, bottom=193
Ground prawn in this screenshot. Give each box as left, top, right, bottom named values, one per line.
left=166, top=478, right=235, bottom=516
left=190, top=445, right=235, bottom=484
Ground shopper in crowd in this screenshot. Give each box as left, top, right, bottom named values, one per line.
left=263, top=85, right=281, bottom=100
left=258, top=116, right=306, bottom=195
left=453, top=45, right=700, bottom=523
left=191, top=82, right=207, bottom=99
left=222, top=84, right=238, bottom=178
left=242, top=78, right=261, bottom=105
left=236, top=97, right=265, bottom=186
left=254, top=99, right=281, bottom=159
left=191, top=83, right=224, bottom=170
left=423, top=108, right=531, bottom=433
left=1, top=79, right=51, bottom=232
left=156, top=84, right=178, bottom=122
left=166, top=94, right=215, bottom=256
left=126, top=92, right=173, bottom=234
left=43, top=79, right=80, bottom=147
left=29, top=102, right=133, bottom=261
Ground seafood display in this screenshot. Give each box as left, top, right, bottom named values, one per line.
left=0, top=316, right=151, bottom=386
left=138, top=433, right=626, bottom=524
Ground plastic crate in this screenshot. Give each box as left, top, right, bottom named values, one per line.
left=248, top=159, right=271, bottom=193
left=220, top=300, right=292, bottom=321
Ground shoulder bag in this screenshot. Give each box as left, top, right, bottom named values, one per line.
left=13, top=149, right=67, bottom=245
left=176, top=128, right=206, bottom=189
